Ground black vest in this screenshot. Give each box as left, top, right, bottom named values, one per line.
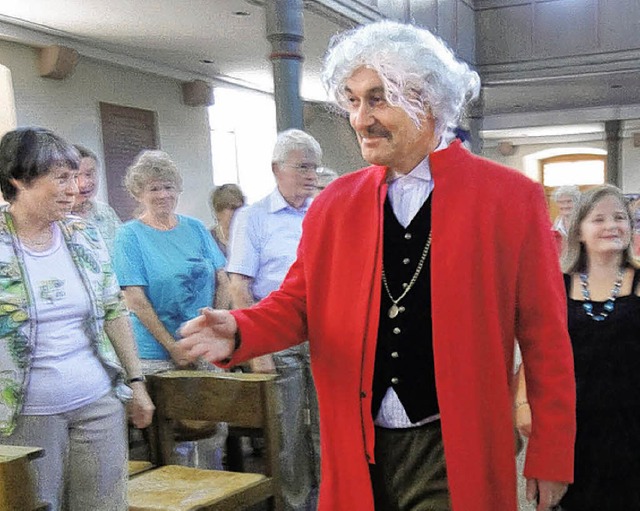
left=371, top=195, right=439, bottom=423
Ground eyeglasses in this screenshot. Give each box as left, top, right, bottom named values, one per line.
left=283, top=163, right=321, bottom=174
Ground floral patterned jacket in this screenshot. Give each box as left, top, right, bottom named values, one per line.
left=0, top=206, right=128, bottom=436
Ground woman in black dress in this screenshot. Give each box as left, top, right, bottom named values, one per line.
left=560, top=185, right=640, bottom=511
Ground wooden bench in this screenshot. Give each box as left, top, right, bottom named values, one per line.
left=128, top=460, right=155, bottom=477
left=128, top=371, right=281, bottom=511
left=0, top=445, right=45, bottom=511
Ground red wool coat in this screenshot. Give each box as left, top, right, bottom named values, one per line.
left=228, top=141, right=576, bottom=511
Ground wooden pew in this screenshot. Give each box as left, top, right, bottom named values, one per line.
left=128, top=371, right=281, bottom=511
left=128, top=460, right=155, bottom=478
left=0, top=445, right=45, bottom=511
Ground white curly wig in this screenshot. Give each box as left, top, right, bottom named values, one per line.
left=322, top=21, right=481, bottom=136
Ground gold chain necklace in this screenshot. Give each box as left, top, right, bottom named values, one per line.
left=381, top=231, right=432, bottom=318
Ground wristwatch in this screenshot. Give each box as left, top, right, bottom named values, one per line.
left=127, top=375, right=147, bottom=384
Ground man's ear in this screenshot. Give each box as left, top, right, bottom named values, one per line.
left=9, top=178, right=23, bottom=191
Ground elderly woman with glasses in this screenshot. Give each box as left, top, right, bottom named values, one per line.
left=552, top=185, right=581, bottom=256
left=113, top=150, right=230, bottom=373
left=70, top=145, right=122, bottom=256
left=113, top=151, right=231, bottom=467
left=0, top=127, right=153, bottom=510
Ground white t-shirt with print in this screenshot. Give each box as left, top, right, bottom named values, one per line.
left=21, top=224, right=112, bottom=415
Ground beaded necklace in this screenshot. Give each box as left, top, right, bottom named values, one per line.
left=579, top=267, right=624, bottom=321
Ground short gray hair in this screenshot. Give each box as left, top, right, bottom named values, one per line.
left=316, top=168, right=339, bottom=189
left=552, top=185, right=580, bottom=203
left=272, top=129, right=322, bottom=164
left=124, top=150, right=183, bottom=199
left=322, top=20, right=480, bottom=136
left=74, top=144, right=98, bottom=164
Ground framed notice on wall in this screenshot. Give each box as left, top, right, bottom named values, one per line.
left=100, top=102, right=159, bottom=221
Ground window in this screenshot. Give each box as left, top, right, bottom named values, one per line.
left=209, top=87, right=277, bottom=204
left=540, top=153, right=606, bottom=218
left=540, top=154, right=606, bottom=188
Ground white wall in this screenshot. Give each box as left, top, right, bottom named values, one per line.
left=482, top=135, right=640, bottom=193
left=0, top=39, right=214, bottom=223
left=622, top=136, right=640, bottom=193
left=0, top=64, right=16, bottom=139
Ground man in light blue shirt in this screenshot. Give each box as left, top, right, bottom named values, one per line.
left=227, top=129, right=323, bottom=511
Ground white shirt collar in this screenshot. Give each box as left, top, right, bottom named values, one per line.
left=387, top=133, right=452, bottom=184
left=268, top=188, right=312, bottom=213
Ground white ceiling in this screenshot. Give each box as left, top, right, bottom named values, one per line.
left=0, top=0, right=353, bottom=101
left=1, top=0, right=639, bottom=134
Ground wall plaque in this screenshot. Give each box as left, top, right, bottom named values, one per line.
left=100, top=102, right=159, bottom=220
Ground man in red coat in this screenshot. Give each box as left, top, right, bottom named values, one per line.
left=179, top=20, right=575, bottom=511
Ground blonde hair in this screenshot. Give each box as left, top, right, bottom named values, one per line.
left=210, top=183, right=245, bottom=214
left=124, top=150, right=183, bottom=199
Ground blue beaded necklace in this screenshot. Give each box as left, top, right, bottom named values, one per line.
left=579, top=268, right=624, bottom=321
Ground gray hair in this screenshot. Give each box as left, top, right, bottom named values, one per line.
left=74, top=144, right=98, bottom=164
left=0, top=127, right=79, bottom=202
left=124, top=150, right=183, bottom=199
left=316, top=168, right=339, bottom=189
left=272, top=129, right=322, bottom=164
left=552, top=185, right=580, bottom=203
left=322, top=20, right=481, bottom=135
left=562, top=185, right=638, bottom=274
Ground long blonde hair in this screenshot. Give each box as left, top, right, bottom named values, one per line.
left=562, top=184, right=638, bottom=273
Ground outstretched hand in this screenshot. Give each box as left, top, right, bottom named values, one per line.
left=178, top=308, right=238, bottom=364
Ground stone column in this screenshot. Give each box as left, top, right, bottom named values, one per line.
left=266, top=0, right=305, bottom=131
left=605, top=120, right=621, bottom=187
left=467, top=88, right=484, bottom=155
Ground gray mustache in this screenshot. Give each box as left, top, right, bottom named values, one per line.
left=365, top=126, right=391, bottom=138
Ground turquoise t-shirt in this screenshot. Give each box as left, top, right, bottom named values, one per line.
left=113, top=215, right=226, bottom=359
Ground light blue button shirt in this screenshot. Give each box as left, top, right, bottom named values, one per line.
left=227, top=188, right=311, bottom=301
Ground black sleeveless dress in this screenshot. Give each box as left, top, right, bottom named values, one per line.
left=560, top=270, right=640, bottom=511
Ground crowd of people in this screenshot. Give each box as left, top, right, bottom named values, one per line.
left=0, top=19, right=638, bottom=511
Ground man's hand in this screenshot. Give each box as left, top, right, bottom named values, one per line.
left=128, top=382, right=155, bottom=429
left=526, top=479, right=567, bottom=511
left=178, top=308, right=237, bottom=364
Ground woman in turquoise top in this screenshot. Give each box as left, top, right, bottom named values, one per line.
left=0, top=127, right=154, bottom=510
left=113, top=150, right=230, bottom=370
